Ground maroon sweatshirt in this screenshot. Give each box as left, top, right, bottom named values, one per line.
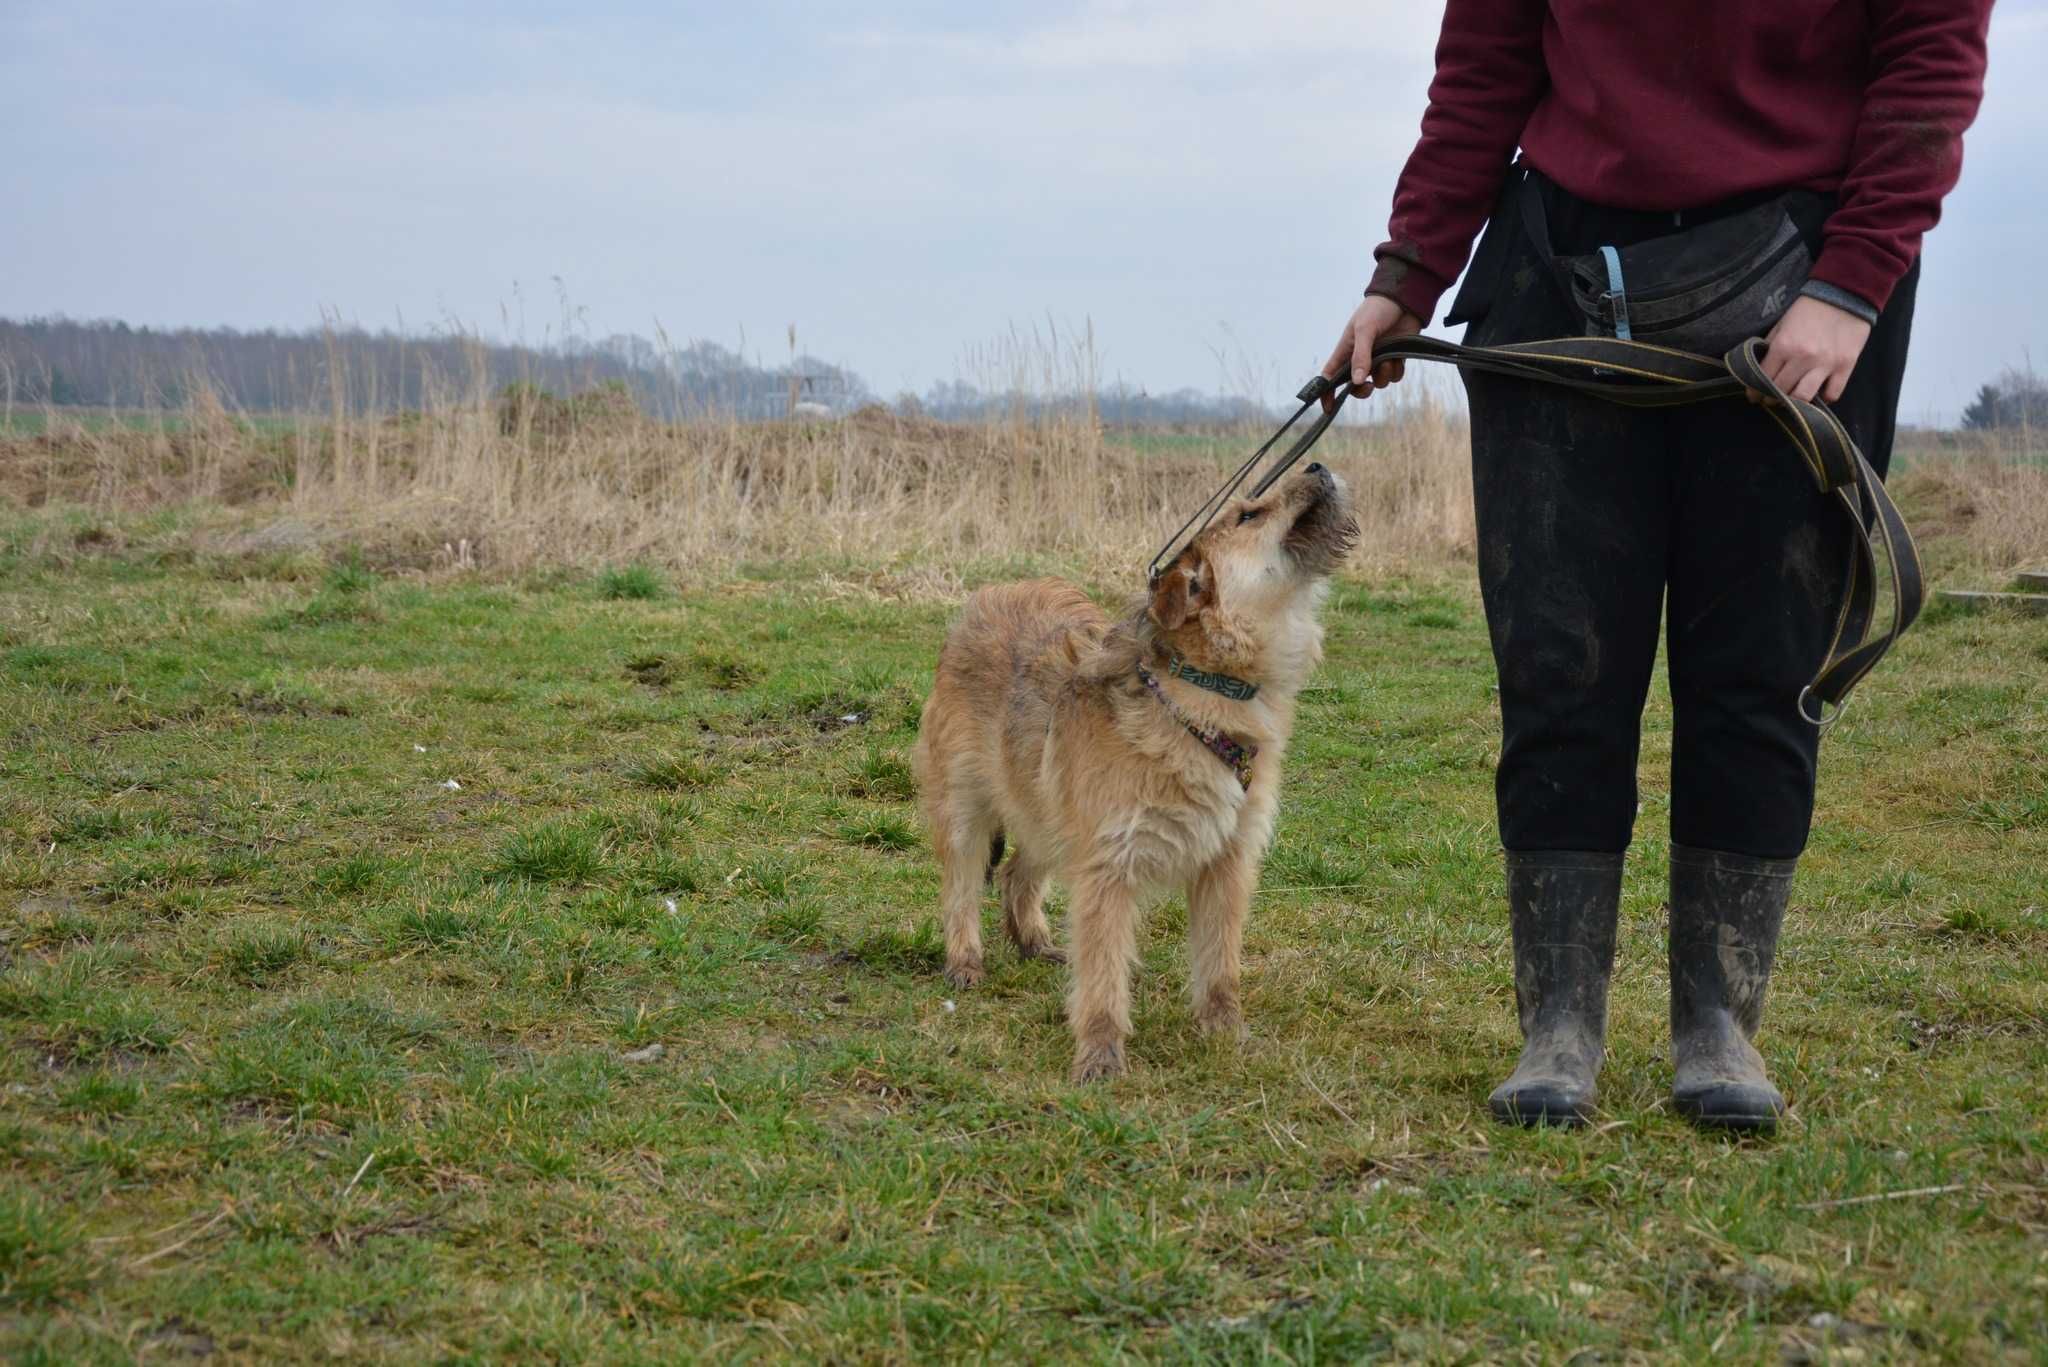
left=1368, top=0, right=1994, bottom=324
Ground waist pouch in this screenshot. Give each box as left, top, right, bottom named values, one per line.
left=1416, top=169, right=1913, bottom=725
left=1448, top=167, right=1826, bottom=357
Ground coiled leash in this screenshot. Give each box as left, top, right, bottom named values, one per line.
left=1148, top=333, right=1922, bottom=726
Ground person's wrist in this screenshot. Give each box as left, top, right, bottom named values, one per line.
left=1362, top=291, right=1418, bottom=329
left=1798, top=280, right=1879, bottom=328
left=1365, top=260, right=1444, bottom=325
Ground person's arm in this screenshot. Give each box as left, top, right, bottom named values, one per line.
left=1808, top=0, right=1994, bottom=317
left=1327, top=0, right=1549, bottom=399
left=1762, top=0, right=1992, bottom=403
left=1367, top=0, right=1551, bottom=324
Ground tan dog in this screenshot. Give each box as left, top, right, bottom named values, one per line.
left=912, top=463, right=1356, bottom=1081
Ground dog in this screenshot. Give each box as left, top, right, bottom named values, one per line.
left=912, top=462, right=1356, bottom=1081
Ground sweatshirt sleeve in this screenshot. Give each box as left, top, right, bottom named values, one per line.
left=1367, top=0, right=1551, bottom=323
left=1807, top=0, right=1993, bottom=313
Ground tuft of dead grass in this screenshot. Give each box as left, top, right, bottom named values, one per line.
left=0, top=382, right=1478, bottom=582
left=2, top=384, right=2041, bottom=586
left=1891, top=432, right=2048, bottom=580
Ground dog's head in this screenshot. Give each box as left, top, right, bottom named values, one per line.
left=1147, top=463, right=1357, bottom=676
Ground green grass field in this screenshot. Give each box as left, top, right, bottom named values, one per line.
left=1, top=513, right=2044, bottom=1361
left=0, top=410, right=304, bottom=440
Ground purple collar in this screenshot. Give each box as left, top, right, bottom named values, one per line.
left=1135, top=663, right=1257, bottom=790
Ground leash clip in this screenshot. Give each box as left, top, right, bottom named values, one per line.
left=1797, top=685, right=1850, bottom=732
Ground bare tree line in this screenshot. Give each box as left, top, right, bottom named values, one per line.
left=0, top=316, right=869, bottom=422
left=0, top=316, right=1284, bottom=427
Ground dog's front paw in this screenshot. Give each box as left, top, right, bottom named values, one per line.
left=1070, top=1038, right=1127, bottom=1084
left=1195, top=998, right=1248, bottom=1042
left=1018, top=940, right=1067, bottom=967
left=943, top=956, right=984, bottom=990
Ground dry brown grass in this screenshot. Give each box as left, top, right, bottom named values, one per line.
left=1891, top=431, right=2048, bottom=580
left=0, top=384, right=1478, bottom=582
left=2, top=383, right=2042, bottom=586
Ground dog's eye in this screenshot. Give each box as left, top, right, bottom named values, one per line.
left=1236, top=507, right=1263, bottom=526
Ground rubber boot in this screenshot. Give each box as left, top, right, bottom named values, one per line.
left=1668, top=844, right=1794, bottom=1133
left=1488, top=851, right=1623, bottom=1128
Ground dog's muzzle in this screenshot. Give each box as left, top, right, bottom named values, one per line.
left=1284, top=466, right=1356, bottom=569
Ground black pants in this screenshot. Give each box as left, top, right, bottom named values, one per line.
left=1458, top=176, right=1918, bottom=860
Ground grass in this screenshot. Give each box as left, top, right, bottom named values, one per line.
left=597, top=564, right=665, bottom=601
left=0, top=523, right=2044, bottom=1359
left=0, top=407, right=302, bottom=439
left=7, top=379, right=2042, bottom=596
left=2, top=382, right=1482, bottom=581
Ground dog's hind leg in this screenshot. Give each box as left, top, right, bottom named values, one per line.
left=937, top=814, right=997, bottom=990
left=1188, top=850, right=1255, bottom=1041
left=1067, top=873, right=1139, bottom=1082
left=1000, top=851, right=1064, bottom=965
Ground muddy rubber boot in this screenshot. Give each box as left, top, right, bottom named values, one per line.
left=1487, top=851, right=1623, bottom=1128
left=1669, top=845, right=1794, bottom=1134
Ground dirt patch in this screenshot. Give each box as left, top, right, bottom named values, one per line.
left=622, top=654, right=676, bottom=688
left=836, top=1065, right=921, bottom=1113
left=693, top=721, right=806, bottom=762
left=143, top=1318, right=218, bottom=1358
left=227, top=688, right=352, bottom=718
left=15, top=893, right=85, bottom=919
left=90, top=702, right=212, bottom=741
left=1313, top=1146, right=1489, bottom=1195
left=677, top=647, right=760, bottom=691
left=1779, top=1311, right=1907, bottom=1365
left=806, top=696, right=872, bottom=733
left=313, top=1207, right=445, bottom=1255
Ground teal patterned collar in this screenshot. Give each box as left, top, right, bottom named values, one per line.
left=1136, top=664, right=1257, bottom=790
left=1164, top=653, right=1259, bottom=702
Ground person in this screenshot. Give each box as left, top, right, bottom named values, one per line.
left=1325, top=2, right=1994, bottom=1131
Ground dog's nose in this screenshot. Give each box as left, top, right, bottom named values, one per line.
left=1305, top=462, right=1324, bottom=475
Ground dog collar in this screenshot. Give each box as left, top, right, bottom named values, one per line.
left=1164, top=653, right=1259, bottom=702
left=1136, top=663, right=1257, bottom=790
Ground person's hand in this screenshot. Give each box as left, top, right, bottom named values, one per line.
left=1754, top=295, right=1872, bottom=406
left=1321, top=294, right=1423, bottom=412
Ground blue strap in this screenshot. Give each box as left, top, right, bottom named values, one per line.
left=1598, top=245, right=1631, bottom=340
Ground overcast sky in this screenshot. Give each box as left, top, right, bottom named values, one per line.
left=5, top=1, right=2043, bottom=423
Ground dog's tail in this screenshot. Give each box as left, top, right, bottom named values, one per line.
left=984, top=831, right=1006, bottom=885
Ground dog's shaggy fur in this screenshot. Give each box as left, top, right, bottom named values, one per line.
left=913, top=464, right=1357, bottom=1081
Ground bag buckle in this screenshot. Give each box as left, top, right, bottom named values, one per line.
left=1597, top=245, right=1632, bottom=341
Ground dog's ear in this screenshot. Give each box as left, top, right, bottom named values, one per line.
left=1148, top=550, right=1211, bottom=631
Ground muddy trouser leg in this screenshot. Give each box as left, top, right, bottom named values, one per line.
left=1461, top=210, right=1676, bottom=1121
left=1465, top=369, right=1666, bottom=1123
left=1468, top=373, right=1669, bottom=854
left=1661, top=261, right=1919, bottom=1130
left=1656, top=403, right=1834, bottom=1132
left=1664, top=261, right=1916, bottom=858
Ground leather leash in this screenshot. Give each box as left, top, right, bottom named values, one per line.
left=1147, top=333, right=1921, bottom=726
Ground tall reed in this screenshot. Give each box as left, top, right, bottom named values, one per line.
left=3, top=329, right=2041, bottom=587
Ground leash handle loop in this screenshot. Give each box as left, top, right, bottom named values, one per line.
left=1146, top=374, right=1359, bottom=583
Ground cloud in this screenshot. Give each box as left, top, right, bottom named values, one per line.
left=844, top=0, right=1438, bottom=71
left=0, top=1, right=2041, bottom=420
